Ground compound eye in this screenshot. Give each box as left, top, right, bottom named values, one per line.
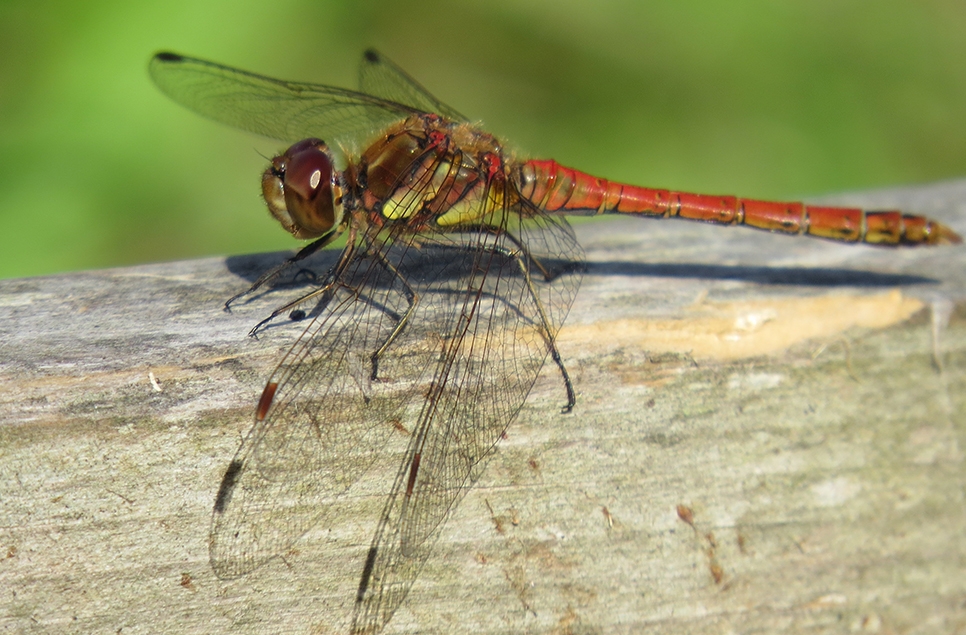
left=261, top=138, right=342, bottom=239
left=286, top=146, right=331, bottom=197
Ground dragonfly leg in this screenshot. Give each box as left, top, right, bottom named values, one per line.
left=245, top=275, right=342, bottom=336
left=466, top=225, right=578, bottom=413
left=505, top=234, right=577, bottom=413
left=545, top=331, right=576, bottom=414
left=243, top=230, right=360, bottom=336
left=366, top=247, right=420, bottom=381
left=224, top=228, right=342, bottom=311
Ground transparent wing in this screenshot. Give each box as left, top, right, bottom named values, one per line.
left=358, top=49, right=467, bottom=122
left=209, top=239, right=440, bottom=578
left=149, top=52, right=422, bottom=145
left=351, top=198, right=583, bottom=634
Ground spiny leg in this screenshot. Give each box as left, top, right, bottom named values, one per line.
left=225, top=228, right=344, bottom=311
left=459, top=223, right=578, bottom=413
left=365, top=244, right=420, bottom=381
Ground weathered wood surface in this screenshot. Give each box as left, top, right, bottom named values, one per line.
left=1, top=180, right=965, bottom=635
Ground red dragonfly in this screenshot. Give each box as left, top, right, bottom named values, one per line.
left=149, top=50, right=960, bottom=634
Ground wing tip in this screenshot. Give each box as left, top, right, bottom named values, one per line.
left=153, top=51, right=184, bottom=63
left=213, top=459, right=244, bottom=513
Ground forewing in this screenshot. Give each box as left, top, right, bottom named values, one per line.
left=149, top=52, right=420, bottom=145
left=209, top=241, right=440, bottom=578
left=358, top=49, right=467, bottom=122
left=352, top=202, right=584, bottom=633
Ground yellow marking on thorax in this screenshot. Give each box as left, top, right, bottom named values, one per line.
left=381, top=160, right=453, bottom=220
left=435, top=188, right=504, bottom=227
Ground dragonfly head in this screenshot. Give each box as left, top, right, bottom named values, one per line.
left=262, top=138, right=345, bottom=239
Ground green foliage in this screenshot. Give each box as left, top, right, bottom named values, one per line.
left=1, top=0, right=965, bottom=278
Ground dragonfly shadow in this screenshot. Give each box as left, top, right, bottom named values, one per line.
left=589, top=261, right=941, bottom=287
left=226, top=252, right=940, bottom=293
left=225, top=250, right=343, bottom=285
left=223, top=246, right=572, bottom=337
left=225, top=252, right=942, bottom=311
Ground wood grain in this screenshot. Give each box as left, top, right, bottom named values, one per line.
left=1, top=180, right=964, bottom=634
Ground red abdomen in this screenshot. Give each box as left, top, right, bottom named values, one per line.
left=514, top=159, right=961, bottom=246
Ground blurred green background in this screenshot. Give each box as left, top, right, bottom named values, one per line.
left=2, top=0, right=965, bottom=279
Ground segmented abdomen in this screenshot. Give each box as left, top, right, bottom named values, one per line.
left=514, top=159, right=961, bottom=245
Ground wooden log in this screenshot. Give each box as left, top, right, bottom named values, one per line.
left=1, top=180, right=964, bottom=634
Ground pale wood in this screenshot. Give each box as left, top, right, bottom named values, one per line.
left=1, top=180, right=964, bottom=635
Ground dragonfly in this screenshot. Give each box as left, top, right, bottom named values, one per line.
left=149, top=50, right=961, bottom=634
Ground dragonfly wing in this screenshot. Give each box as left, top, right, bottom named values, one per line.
left=351, top=204, right=583, bottom=633
left=149, top=52, right=420, bottom=145
left=209, top=241, right=440, bottom=579
left=358, top=49, right=467, bottom=122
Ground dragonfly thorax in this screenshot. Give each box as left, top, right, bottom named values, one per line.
left=261, top=138, right=346, bottom=240
left=352, top=115, right=508, bottom=230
